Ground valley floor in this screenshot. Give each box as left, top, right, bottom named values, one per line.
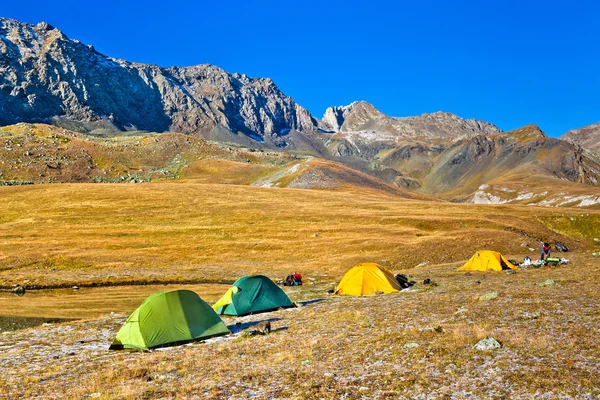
left=0, top=182, right=599, bottom=398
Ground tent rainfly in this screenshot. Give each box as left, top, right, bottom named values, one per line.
left=213, top=275, right=295, bottom=316
left=335, top=263, right=401, bottom=296
left=457, top=250, right=518, bottom=272
left=110, top=290, right=230, bottom=350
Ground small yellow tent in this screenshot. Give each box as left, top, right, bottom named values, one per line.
left=335, top=263, right=401, bottom=296
left=457, top=250, right=517, bottom=271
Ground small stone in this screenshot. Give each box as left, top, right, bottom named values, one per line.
left=592, top=251, right=600, bottom=257
left=529, top=248, right=535, bottom=252
left=538, top=279, right=556, bottom=287
left=593, top=238, right=600, bottom=244
left=521, top=312, right=540, bottom=319
left=479, top=291, right=499, bottom=301
left=313, top=233, right=318, bottom=238
left=403, top=342, right=419, bottom=348
left=474, top=336, right=502, bottom=350
left=72, top=286, right=79, bottom=290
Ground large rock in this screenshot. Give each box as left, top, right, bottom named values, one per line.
left=474, top=336, right=502, bottom=350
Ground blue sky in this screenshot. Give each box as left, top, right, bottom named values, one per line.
left=3, top=0, right=599, bottom=136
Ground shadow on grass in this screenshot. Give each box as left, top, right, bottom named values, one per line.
left=228, top=317, right=282, bottom=334
left=298, top=298, right=326, bottom=306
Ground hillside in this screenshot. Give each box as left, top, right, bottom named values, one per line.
left=0, top=123, right=429, bottom=201
left=419, top=125, right=600, bottom=198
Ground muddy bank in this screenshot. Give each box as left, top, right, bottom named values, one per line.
left=0, top=278, right=236, bottom=292
left=0, top=316, right=77, bottom=331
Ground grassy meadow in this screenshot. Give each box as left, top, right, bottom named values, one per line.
left=0, top=181, right=599, bottom=398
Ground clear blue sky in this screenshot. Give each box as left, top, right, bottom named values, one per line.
left=4, top=0, right=600, bottom=137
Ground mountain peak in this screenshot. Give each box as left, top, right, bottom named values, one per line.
left=561, top=122, right=600, bottom=150
left=321, top=101, right=362, bottom=131
left=507, top=124, right=547, bottom=140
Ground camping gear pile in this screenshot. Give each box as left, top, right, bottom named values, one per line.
left=520, top=257, right=570, bottom=269
left=283, top=272, right=303, bottom=286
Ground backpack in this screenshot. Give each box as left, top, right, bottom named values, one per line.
left=284, top=274, right=295, bottom=286
left=555, top=242, right=569, bottom=252
left=395, top=274, right=409, bottom=288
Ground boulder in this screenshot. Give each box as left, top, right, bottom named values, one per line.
left=479, top=291, right=498, bottom=301
left=474, top=336, right=502, bottom=350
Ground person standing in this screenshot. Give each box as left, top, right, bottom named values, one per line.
left=540, top=242, right=551, bottom=261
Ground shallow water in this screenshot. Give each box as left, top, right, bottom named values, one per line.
left=0, top=315, right=77, bottom=331
left=0, top=283, right=230, bottom=321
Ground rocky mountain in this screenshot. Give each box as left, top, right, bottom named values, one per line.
left=1, top=17, right=599, bottom=206
left=0, top=18, right=317, bottom=142
left=561, top=122, right=600, bottom=151
left=313, top=115, right=600, bottom=203
left=320, top=101, right=502, bottom=138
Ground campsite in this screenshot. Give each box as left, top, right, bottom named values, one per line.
left=1, top=6, right=600, bottom=398
left=0, top=182, right=599, bottom=398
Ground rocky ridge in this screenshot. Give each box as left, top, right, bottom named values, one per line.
left=320, top=101, right=502, bottom=138
left=0, top=18, right=317, bottom=142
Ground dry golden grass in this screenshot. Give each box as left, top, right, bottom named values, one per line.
left=0, top=182, right=597, bottom=288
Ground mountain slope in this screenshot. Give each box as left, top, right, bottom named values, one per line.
left=561, top=122, right=600, bottom=151
left=420, top=125, right=600, bottom=197
left=0, top=18, right=317, bottom=140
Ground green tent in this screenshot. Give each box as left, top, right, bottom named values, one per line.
left=110, top=290, right=230, bottom=350
left=213, top=275, right=295, bottom=316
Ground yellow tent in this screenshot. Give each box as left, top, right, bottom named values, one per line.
left=335, top=263, right=401, bottom=296
left=457, top=250, right=517, bottom=271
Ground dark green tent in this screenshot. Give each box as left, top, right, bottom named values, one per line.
left=212, top=275, right=295, bottom=316
left=110, top=290, right=230, bottom=350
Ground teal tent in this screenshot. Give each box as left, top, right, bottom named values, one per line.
left=213, top=275, right=295, bottom=316
left=110, top=290, right=230, bottom=350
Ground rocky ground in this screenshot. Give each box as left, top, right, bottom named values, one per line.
left=1, top=255, right=599, bottom=399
